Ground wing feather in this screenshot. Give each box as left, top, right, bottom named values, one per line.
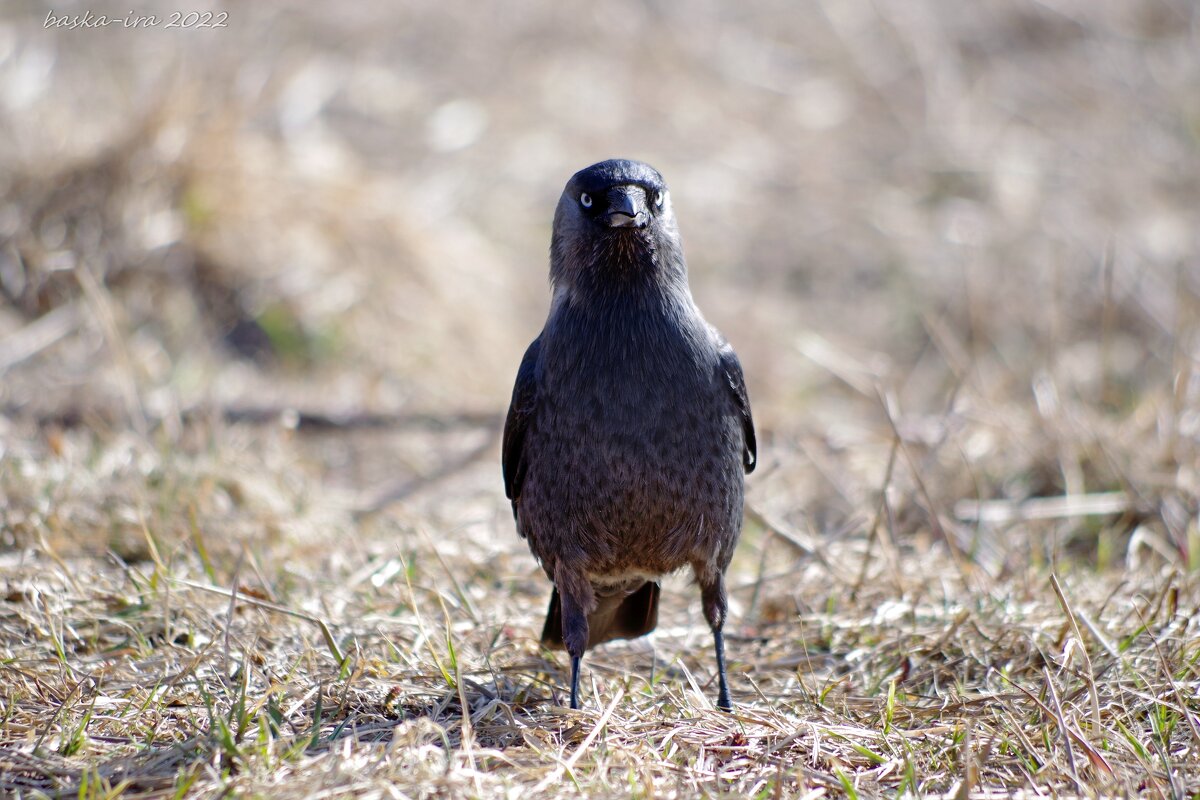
left=717, top=341, right=757, bottom=473
left=502, top=337, right=542, bottom=511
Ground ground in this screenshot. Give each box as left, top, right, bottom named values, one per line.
left=1, top=0, right=1199, bottom=797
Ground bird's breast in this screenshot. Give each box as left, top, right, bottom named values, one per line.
left=517, top=311, right=745, bottom=576
left=529, top=321, right=741, bottom=509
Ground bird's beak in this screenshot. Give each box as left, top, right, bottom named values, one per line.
left=606, top=186, right=649, bottom=228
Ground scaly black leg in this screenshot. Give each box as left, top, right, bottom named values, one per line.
left=713, top=629, right=731, bottom=712
left=569, top=654, right=582, bottom=710
left=698, top=569, right=733, bottom=712
left=556, top=570, right=592, bottom=711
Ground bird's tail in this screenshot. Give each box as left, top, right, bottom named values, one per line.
left=540, top=581, right=660, bottom=650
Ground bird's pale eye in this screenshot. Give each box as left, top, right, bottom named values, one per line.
left=580, top=192, right=593, bottom=208
left=654, top=191, right=665, bottom=207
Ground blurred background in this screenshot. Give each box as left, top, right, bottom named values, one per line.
left=1, top=0, right=1198, bottom=569
left=3, top=5, right=1199, bottom=793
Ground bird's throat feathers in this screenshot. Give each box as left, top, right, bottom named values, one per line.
left=549, top=229, right=689, bottom=308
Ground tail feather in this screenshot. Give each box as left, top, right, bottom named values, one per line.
left=541, top=581, right=660, bottom=650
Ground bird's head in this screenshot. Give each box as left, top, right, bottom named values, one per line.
left=549, top=159, right=686, bottom=296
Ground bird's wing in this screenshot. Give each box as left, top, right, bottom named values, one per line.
left=717, top=340, right=757, bottom=473
left=502, top=336, right=542, bottom=505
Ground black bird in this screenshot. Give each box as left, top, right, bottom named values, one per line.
left=502, top=159, right=756, bottom=712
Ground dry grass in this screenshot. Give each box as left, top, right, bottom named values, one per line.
left=2, top=0, right=1200, bottom=797
left=1, top=422, right=1198, bottom=798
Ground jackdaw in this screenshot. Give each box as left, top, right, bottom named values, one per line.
left=502, top=159, right=756, bottom=711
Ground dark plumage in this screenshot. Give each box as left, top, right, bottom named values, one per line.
left=502, top=159, right=756, bottom=711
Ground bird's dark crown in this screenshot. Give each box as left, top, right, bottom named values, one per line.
left=567, top=159, right=667, bottom=196
left=560, top=159, right=672, bottom=233
left=550, top=158, right=687, bottom=297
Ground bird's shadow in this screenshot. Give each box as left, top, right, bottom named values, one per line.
left=318, top=647, right=691, bottom=756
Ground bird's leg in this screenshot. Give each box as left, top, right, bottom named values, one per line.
left=697, top=568, right=732, bottom=712
left=712, top=629, right=731, bottom=712
left=569, top=654, right=582, bottom=710
left=555, top=568, right=594, bottom=710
